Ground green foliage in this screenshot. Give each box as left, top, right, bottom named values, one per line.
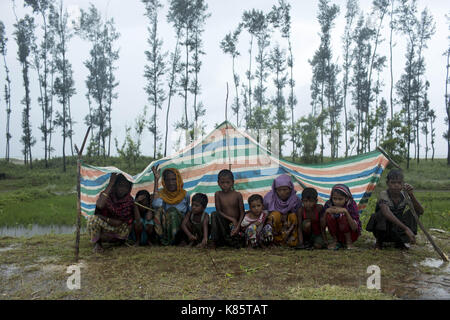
left=380, top=112, right=408, bottom=164
left=77, top=4, right=120, bottom=157
left=115, top=126, right=142, bottom=170
left=143, top=0, right=167, bottom=159
left=14, top=15, right=37, bottom=167
left=293, top=114, right=320, bottom=164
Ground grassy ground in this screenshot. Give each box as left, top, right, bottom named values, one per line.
left=0, top=156, right=449, bottom=300
left=1, top=230, right=448, bottom=300
left=0, top=157, right=154, bottom=227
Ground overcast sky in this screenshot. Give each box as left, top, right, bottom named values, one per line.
left=0, top=0, right=449, bottom=160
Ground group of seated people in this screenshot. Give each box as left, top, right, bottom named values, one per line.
left=87, top=166, right=424, bottom=253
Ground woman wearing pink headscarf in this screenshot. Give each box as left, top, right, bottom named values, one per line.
left=263, top=174, right=302, bottom=247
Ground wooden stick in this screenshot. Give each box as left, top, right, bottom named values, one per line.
left=377, top=146, right=449, bottom=262
left=75, top=126, right=91, bottom=262
left=134, top=201, right=156, bottom=213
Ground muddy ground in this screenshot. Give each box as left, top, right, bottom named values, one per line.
left=0, top=230, right=449, bottom=300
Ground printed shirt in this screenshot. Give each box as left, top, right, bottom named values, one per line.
left=96, top=194, right=135, bottom=226
left=241, top=210, right=269, bottom=229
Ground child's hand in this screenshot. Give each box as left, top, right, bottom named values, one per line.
left=151, top=164, right=161, bottom=181
left=109, top=172, right=118, bottom=186
left=405, top=227, right=416, bottom=244
left=403, top=183, right=414, bottom=196
left=197, top=240, right=207, bottom=248
left=189, top=234, right=198, bottom=242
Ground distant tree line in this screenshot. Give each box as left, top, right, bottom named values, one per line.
left=0, top=0, right=449, bottom=171
left=220, top=0, right=444, bottom=168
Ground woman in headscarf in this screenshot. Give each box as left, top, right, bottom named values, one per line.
left=151, top=164, right=191, bottom=246
left=324, top=184, right=361, bottom=250
left=263, top=174, right=302, bottom=247
left=87, top=173, right=135, bottom=253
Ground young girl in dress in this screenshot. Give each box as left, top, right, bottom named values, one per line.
left=241, top=194, right=273, bottom=248
left=324, top=184, right=361, bottom=250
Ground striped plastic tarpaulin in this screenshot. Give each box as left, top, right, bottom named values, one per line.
left=80, top=121, right=390, bottom=217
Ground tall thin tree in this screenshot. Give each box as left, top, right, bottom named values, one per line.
left=50, top=0, right=76, bottom=172
left=268, top=44, right=289, bottom=152
left=14, top=15, right=36, bottom=168
left=310, top=0, right=340, bottom=162
left=189, top=0, right=210, bottom=135
left=269, top=0, right=297, bottom=160
left=220, top=26, right=242, bottom=127
left=413, top=8, right=435, bottom=164
left=0, top=21, right=12, bottom=162
left=341, top=0, right=359, bottom=158
left=25, top=0, right=55, bottom=168
left=143, top=0, right=167, bottom=159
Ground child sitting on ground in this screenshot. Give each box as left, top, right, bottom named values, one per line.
left=366, top=169, right=424, bottom=250
left=181, top=193, right=209, bottom=248
left=324, top=184, right=361, bottom=250
left=129, top=190, right=155, bottom=246
left=210, top=169, right=245, bottom=248
left=297, top=188, right=327, bottom=249
left=241, top=194, right=273, bottom=248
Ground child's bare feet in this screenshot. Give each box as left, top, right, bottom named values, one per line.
left=328, top=241, right=337, bottom=250
left=374, top=241, right=383, bottom=250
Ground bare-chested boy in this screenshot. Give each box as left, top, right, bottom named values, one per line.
left=210, top=169, right=245, bottom=248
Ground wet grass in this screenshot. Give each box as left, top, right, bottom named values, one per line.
left=1, top=229, right=448, bottom=300
left=0, top=191, right=81, bottom=227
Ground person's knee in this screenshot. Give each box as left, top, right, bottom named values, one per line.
left=338, top=217, right=350, bottom=232
left=145, top=224, right=153, bottom=233
left=288, top=213, right=298, bottom=224
left=135, top=223, right=143, bottom=232
left=325, top=213, right=334, bottom=225
left=302, top=220, right=311, bottom=234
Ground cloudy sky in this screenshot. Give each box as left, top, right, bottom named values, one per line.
left=0, top=0, right=449, bottom=160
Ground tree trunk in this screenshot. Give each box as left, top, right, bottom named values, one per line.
left=446, top=49, right=450, bottom=165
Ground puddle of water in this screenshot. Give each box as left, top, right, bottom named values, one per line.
left=0, top=264, right=20, bottom=278
left=429, top=228, right=448, bottom=234
left=0, top=244, right=20, bottom=252
left=416, top=277, right=450, bottom=300
left=0, top=225, right=85, bottom=237
left=420, top=258, right=450, bottom=273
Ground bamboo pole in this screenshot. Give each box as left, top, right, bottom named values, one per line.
left=377, top=146, right=449, bottom=262
left=75, top=126, right=91, bottom=262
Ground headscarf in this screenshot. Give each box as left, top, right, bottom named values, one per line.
left=159, top=168, right=187, bottom=205
left=324, top=184, right=361, bottom=233
left=263, top=174, right=301, bottom=214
